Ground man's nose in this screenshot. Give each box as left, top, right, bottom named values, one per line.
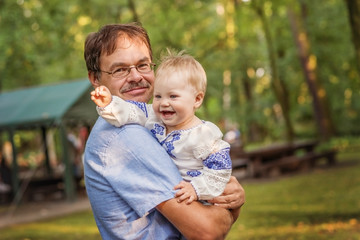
left=127, top=67, right=142, bottom=82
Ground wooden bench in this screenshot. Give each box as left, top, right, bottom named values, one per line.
left=232, top=158, right=249, bottom=168
left=230, top=145, right=252, bottom=177
left=309, top=150, right=337, bottom=167
left=258, top=150, right=337, bottom=177
left=0, top=184, right=12, bottom=204
left=23, top=177, right=65, bottom=201
left=230, top=141, right=337, bottom=178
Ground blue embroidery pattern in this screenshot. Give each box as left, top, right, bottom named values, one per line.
left=203, top=148, right=232, bottom=170
left=187, top=170, right=201, bottom=177
left=150, top=123, right=165, bottom=136
left=161, top=132, right=181, bottom=158
left=126, top=100, right=148, bottom=118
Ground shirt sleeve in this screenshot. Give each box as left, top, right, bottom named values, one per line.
left=189, top=122, right=232, bottom=200
left=102, top=124, right=182, bottom=217
left=97, top=96, right=152, bottom=127
left=190, top=149, right=232, bottom=200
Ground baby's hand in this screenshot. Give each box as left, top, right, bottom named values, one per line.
left=90, top=86, right=112, bottom=108
left=174, top=180, right=198, bottom=204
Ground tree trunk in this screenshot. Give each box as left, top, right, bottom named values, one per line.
left=344, top=0, right=360, bottom=74
left=234, top=66, right=265, bottom=142
left=287, top=6, right=335, bottom=140
left=128, top=0, right=139, bottom=22
left=252, top=0, right=295, bottom=142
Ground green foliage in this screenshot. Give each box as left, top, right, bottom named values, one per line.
left=0, top=0, right=359, bottom=142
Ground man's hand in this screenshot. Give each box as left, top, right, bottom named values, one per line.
left=174, top=180, right=198, bottom=204
left=90, top=85, right=112, bottom=108
left=208, top=176, right=245, bottom=222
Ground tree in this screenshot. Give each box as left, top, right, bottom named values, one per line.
left=251, top=0, right=295, bottom=142
left=345, top=0, right=360, bottom=74
left=1, top=0, right=359, bottom=142
left=287, top=3, right=335, bottom=140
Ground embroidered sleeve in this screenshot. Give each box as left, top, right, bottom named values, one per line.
left=97, top=96, right=151, bottom=127
left=185, top=122, right=233, bottom=200
left=188, top=147, right=232, bottom=200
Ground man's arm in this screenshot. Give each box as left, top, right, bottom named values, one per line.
left=208, top=176, right=246, bottom=222
left=157, top=198, right=233, bottom=240
left=157, top=176, right=245, bottom=239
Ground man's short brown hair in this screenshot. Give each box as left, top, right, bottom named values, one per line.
left=84, top=23, right=153, bottom=79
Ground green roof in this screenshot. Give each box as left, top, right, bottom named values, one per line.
left=0, top=79, right=98, bottom=130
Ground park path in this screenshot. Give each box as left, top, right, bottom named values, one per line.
left=0, top=195, right=91, bottom=229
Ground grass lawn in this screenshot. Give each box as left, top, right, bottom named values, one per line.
left=228, top=151, right=360, bottom=240
left=1, top=151, right=359, bottom=240
left=0, top=210, right=100, bottom=240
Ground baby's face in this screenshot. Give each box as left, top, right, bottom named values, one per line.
left=152, top=73, right=199, bottom=132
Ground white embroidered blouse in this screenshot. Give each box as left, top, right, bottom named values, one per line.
left=97, top=96, right=232, bottom=200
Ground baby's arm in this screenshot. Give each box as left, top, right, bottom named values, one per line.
left=174, top=180, right=198, bottom=204
left=91, top=86, right=151, bottom=127
left=191, top=140, right=233, bottom=201
left=190, top=161, right=232, bottom=201
left=90, top=86, right=112, bottom=108
left=174, top=144, right=232, bottom=204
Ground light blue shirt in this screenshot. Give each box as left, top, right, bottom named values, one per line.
left=84, top=117, right=184, bottom=239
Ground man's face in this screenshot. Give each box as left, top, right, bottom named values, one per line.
left=91, top=37, right=155, bottom=103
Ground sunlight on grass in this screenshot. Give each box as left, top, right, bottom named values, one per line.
left=227, top=151, right=360, bottom=239
left=228, top=218, right=360, bottom=240
left=1, top=211, right=100, bottom=240
left=1, top=151, right=359, bottom=240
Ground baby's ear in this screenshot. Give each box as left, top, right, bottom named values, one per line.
left=194, top=91, right=204, bottom=109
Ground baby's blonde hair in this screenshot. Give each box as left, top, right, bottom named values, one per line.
left=155, top=49, right=207, bottom=95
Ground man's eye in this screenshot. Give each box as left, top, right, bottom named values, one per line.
left=114, top=67, right=128, bottom=73
left=138, top=63, right=148, bottom=68
left=137, top=63, right=148, bottom=70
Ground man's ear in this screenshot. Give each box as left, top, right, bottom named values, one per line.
left=88, top=71, right=100, bottom=88
left=194, top=91, right=204, bottom=109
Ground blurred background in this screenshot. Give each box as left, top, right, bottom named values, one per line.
left=0, top=0, right=360, bottom=239
left=1, top=0, right=359, bottom=142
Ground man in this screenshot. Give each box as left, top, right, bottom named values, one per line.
left=84, top=23, right=245, bottom=239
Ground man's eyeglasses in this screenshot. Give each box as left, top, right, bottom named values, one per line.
left=99, top=63, right=156, bottom=79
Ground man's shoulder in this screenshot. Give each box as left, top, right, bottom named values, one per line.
left=89, top=117, right=156, bottom=143
left=85, top=118, right=162, bottom=161
left=92, top=117, right=149, bottom=132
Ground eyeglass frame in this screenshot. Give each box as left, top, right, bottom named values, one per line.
left=99, top=62, right=156, bottom=79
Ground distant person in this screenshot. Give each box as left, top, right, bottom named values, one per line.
left=91, top=50, right=232, bottom=204
left=67, top=131, right=82, bottom=179
left=0, top=150, right=11, bottom=193
left=224, top=128, right=241, bottom=146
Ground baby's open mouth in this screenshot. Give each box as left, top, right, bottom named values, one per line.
left=161, top=111, right=175, bottom=118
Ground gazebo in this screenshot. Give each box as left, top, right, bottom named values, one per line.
left=0, top=79, right=97, bottom=202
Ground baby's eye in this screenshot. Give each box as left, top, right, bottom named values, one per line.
left=170, top=95, right=177, bottom=99
left=154, top=95, right=161, bottom=99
